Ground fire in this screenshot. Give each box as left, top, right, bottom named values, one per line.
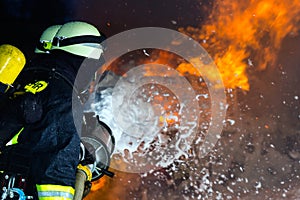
left=178, top=0, right=300, bottom=91
left=90, top=176, right=107, bottom=192
left=104, top=0, right=300, bottom=91
left=86, top=1, right=300, bottom=199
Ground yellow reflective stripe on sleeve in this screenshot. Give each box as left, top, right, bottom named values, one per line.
left=24, top=80, right=48, bottom=94
left=36, top=184, right=75, bottom=200
left=5, top=127, right=24, bottom=146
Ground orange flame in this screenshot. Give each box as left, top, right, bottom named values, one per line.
left=90, top=176, right=107, bottom=192
left=105, top=0, right=300, bottom=92
left=178, top=0, right=300, bottom=91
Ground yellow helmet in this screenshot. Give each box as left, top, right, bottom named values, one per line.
left=52, top=21, right=106, bottom=59
left=35, top=24, right=62, bottom=54
left=0, top=44, right=26, bottom=93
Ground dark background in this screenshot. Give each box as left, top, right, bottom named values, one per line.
left=0, top=0, right=211, bottom=58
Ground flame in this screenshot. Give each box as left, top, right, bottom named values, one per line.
left=90, top=176, right=108, bottom=192
left=88, top=1, right=300, bottom=199
left=105, top=0, right=300, bottom=92
left=178, top=0, right=300, bottom=91
left=85, top=158, right=143, bottom=200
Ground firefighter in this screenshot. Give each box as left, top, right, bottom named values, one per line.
left=0, top=25, right=60, bottom=148
left=0, top=21, right=106, bottom=200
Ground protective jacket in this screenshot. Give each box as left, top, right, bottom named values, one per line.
left=0, top=50, right=93, bottom=199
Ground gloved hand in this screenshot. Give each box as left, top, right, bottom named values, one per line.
left=74, top=164, right=92, bottom=200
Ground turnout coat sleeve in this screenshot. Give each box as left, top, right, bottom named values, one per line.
left=0, top=94, right=24, bottom=147
left=16, top=75, right=81, bottom=188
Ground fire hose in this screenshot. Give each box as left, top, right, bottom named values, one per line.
left=74, top=164, right=92, bottom=200
left=73, top=114, right=115, bottom=200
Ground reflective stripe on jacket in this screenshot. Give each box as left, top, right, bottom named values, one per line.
left=36, top=184, right=75, bottom=200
